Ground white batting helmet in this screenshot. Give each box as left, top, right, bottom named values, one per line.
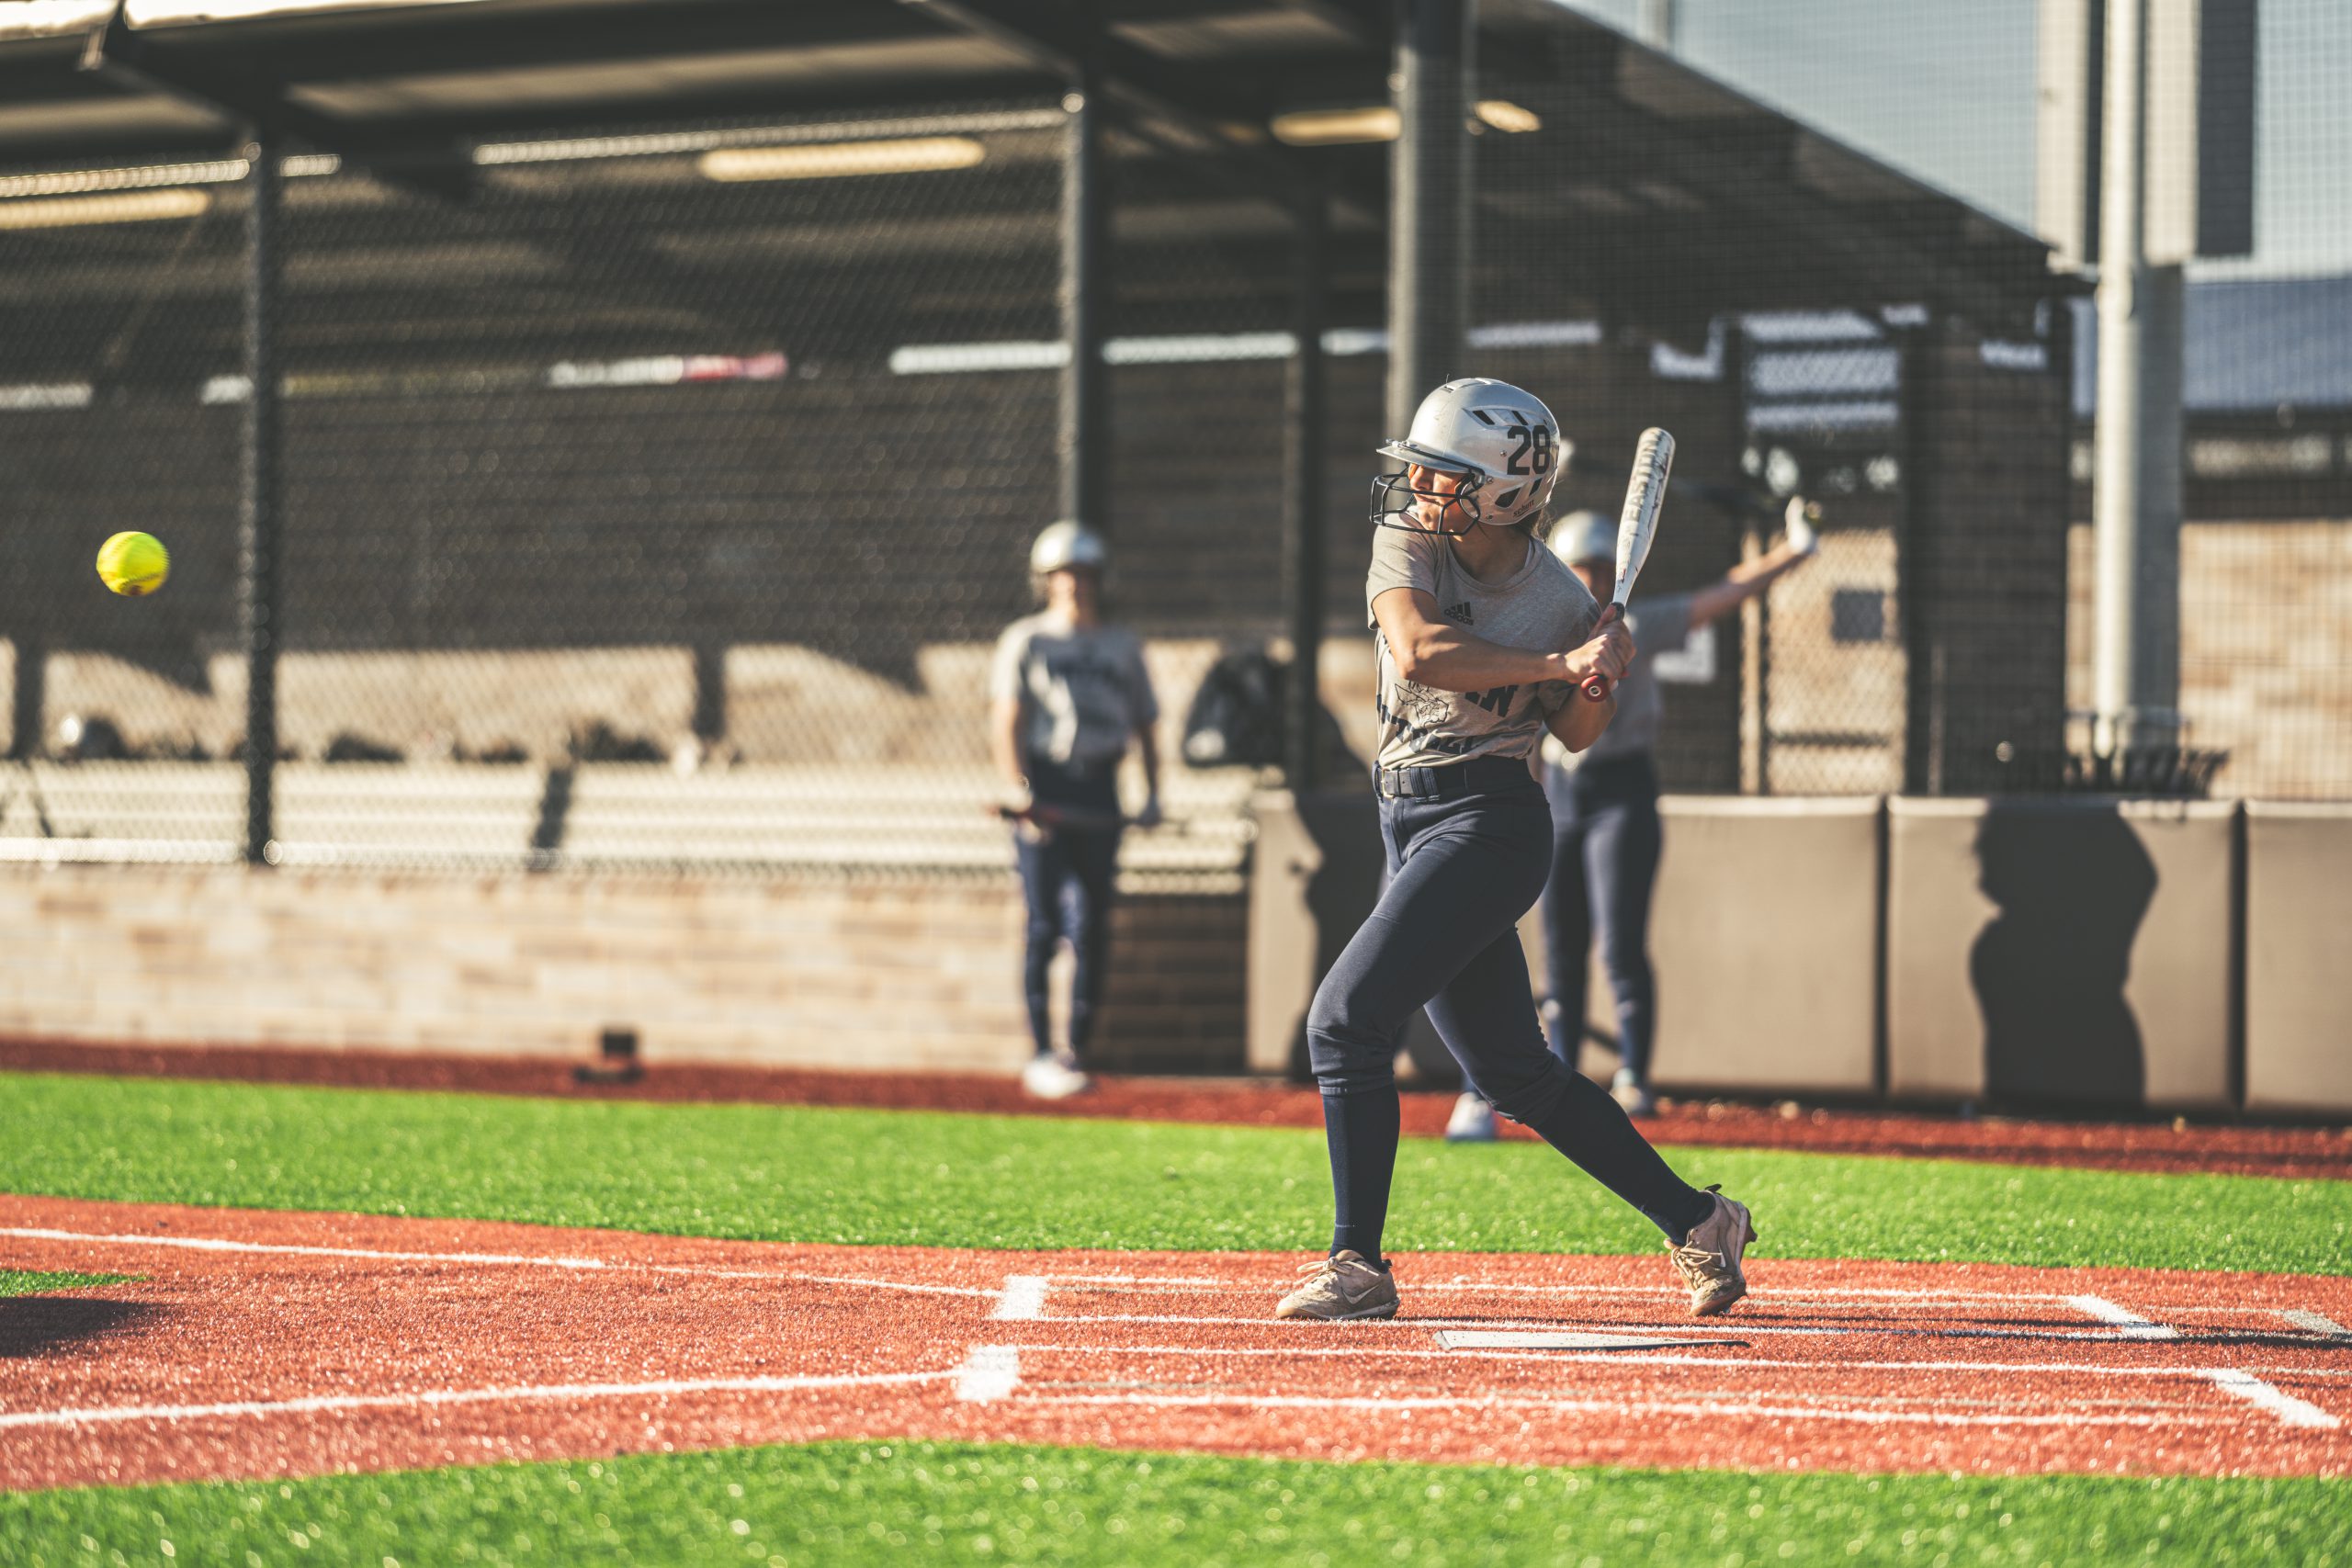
left=1550, top=509, right=1616, bottom=566
left=1029, top=520, right=1107, bottom=575
left=1374, top=378, right=1569, bottom=536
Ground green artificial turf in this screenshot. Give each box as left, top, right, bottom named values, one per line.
left=2, top=1439, right=2345, bottom=1568
left=0, top=1269, right=135, bottom=1297
left=1, top=1072, right=2344, bottom=1273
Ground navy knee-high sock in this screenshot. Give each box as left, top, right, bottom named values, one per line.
left=1321, top=1089, right=1400, bottom=1263
left=1519, top=1074, right=1715, bottom=1243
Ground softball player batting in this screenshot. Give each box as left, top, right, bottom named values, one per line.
left=990, top=522, right=1162, bottom=1100
left=1276, top=379, right=1757, bottom=1323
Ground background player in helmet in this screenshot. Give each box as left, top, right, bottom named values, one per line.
left=1445, top=496, right=1822, bottom=1139
left=990, top=522, right=1162, bottom=1100
left=1278, top=379, right=1757, bottom=1325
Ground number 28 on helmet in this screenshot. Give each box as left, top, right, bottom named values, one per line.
left=1372, top=378, right=1568, bottom=537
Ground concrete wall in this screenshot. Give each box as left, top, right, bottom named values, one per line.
left=2245, top=803, right=2352, bottom=1117
left=1643, top=798, right=1882, bottom=1097
left=1885, top=797, right=2236, bottom=1111
left=0, top=862, right=1245, bottom=1076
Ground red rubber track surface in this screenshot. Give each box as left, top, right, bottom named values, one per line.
left=5, top=1039, right=2348, bottom=1179
left=2, top=1195, right=2346, bottom=1492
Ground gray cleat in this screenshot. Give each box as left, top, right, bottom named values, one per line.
left=1275, top=1250, right=1400, bottom=1321
left=1668, top=1186, right=1758, bottom=1316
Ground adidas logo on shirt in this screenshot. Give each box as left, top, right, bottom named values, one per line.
left=1442, top=602, right=1474, bottom=625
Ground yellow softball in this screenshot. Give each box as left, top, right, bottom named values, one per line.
left=96, top=531, right=170, bottom=597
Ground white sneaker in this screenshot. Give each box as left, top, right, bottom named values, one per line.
left=1444, top=1091, right=1498, bottom=1143
left=1275, top=1251, right=1400, bottom=1321
left=1021, top=1053, right=1091, bottom=1100
left=1611, top=1067, right=1656, bottom=1118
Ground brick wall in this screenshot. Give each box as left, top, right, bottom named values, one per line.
left=0, top=863, right=1246, bottom=1076
left=2066, top=517, right=2352, bottom=799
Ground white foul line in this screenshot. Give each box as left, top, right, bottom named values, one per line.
left=0, top=1368, right=955, bottom=1433
left=2281, top=1310, right=2352, bottom=1340
left=0, top=1224, right=995, bottom=1300
left=0, top=1224, right=610, bottom=1272
left=2064, top=1295, right=2179, bottom=1339
left=992, top=1276, right=1050, bottom=1322
left=2202, top=1370, right=2341, bottom=1430
left=955, top=1346, right=1022, bottom=1404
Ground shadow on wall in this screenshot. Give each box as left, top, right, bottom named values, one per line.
left=1970, top=804, right=2155, bottom=1108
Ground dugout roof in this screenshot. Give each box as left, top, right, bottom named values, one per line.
left=0, top=0, right=2065, bottom=341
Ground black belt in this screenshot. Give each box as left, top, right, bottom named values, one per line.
left=1374, top=754, right=1539, bottom=800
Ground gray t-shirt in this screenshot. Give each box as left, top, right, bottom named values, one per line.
left=989, top=613, right=1159, bottom=768
left=1548, top=591, right=1693, bottom=770
left=1364, top=526, right=1599, bottom=773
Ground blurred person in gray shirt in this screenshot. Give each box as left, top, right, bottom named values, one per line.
left=1444, top=498, right=1819, bottom=1140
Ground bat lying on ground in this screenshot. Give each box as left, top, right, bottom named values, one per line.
left=1582, top=426, right=1675, bottom=703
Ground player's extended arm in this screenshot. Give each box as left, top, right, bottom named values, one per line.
left=1133, top=719, right=1164, bottom=828
left=1372, top=587, right=1631, bottom=695
left=1685, top=500, right=1823, bottom=630
left=990, top=696, right=1027, bottom=800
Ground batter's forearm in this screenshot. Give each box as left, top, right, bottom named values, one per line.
left=1546, top=692, right=1614, bottom=753
left=1390, top=626, right=1570, bottom=694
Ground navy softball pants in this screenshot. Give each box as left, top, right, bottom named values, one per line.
left=1014, top=760, right=1122, bottom=1060
left=1541, top=753, right=1663, bottom=1082
left=1305, top=772, right=1712, bottom=1261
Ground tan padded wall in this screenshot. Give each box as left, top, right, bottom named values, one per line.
left=1888, top=798, right=2235, bottom=1111
left=1642, top=798, right=1882, bottom=1096
left=2245, top=804, right=2352, bottom=1116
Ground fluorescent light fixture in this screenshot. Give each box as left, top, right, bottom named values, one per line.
left=697, top=138, right=985, bottom=183
left=1271, top=100, right=1539, bottom=146
left=1269, top=107, right=1398, bottom=146
left=1475, top=100, right=1542, bottom=133
left=0, top=187, right=209, bottom=231
left=0, top=382, right=94, bottom=411
left=127, top=0, right=488, bottom=22
left=0, top=154, right=335, bottom=202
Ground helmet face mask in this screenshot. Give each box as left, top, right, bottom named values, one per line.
left=1371, top=378, right=1567, bottom=537
left=1371, top=461, right=1489, bottom=537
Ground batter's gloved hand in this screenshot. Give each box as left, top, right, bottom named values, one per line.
left=1784, top=497, right=1822, bottom=558
left=1134, top=795, right=1165, bottom=830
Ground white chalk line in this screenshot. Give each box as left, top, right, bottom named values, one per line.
left=991, top=1276, right=1049, bottom=1322
left=1002, top=1389, right=2227, bottom=1429
left=0, top=1368, right=956, bottom=1433
left=0, top=1224, right=997, bottom=1301
left=955, top=1346, right=1022, bottom=1404
left=992, top=1341, right=2352, bottom=1382
left=2064, top=1295, right=2180, bottom=1339
left=2201, top=1370, right=2341, bottom=1430
left=1024, top=1309, right=2213, bottom=1344
left=1048, top=1274, right=2067, bottom=1304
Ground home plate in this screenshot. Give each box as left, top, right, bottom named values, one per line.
left=1436, top=1330, right=1721, bottom=1351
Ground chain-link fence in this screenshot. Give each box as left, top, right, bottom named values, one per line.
left=2, top=0, right=2346, bottom=890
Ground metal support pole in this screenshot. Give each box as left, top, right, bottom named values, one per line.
left=8, top=638, right=42, bottom=760
left=240, top=133, right=283, bottom=865
left=2091, top=0, right=2183, bottom=758
left=1896, top=324, right=1938, bottom=796
left=1058, top=52, right=1108, bottom=529
left=1283, top=186, right=1329, bottom=793
left=1385, top=0, right=1470, bottom=437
